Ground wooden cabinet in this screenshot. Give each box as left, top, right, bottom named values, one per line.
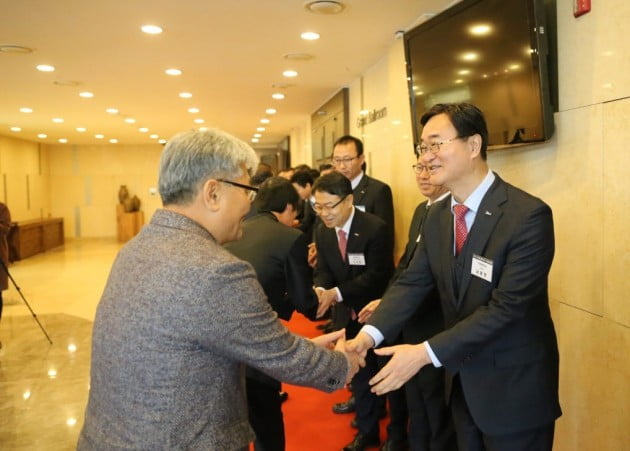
left=8, top=218, right=65, bottom=261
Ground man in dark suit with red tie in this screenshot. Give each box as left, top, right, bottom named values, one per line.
left=349, top=103, right=561, bottom=451
left=312, top=172, right=394, bottom=451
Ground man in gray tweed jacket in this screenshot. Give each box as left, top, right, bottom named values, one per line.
left=78, top=129, right=359, bottom=450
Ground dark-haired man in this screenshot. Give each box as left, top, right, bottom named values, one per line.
left=349, top=103, right=561, bottom=451
left=289, top=170, right=317, bottom=239
left=312, top=172, right=394, bottom=451
left=225, top=176, right=319, bottom=451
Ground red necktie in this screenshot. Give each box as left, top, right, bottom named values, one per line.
left=337, top=229, right=347, bottom=261
left=454, top=204, right=469, bottom=256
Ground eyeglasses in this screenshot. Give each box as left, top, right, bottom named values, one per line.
left=332, top=156, right=358, bottom=166
left=417, top=136, right=466, bottom=156
left=411, top=164, right=429, bottom=174
left=312, top=195, right=347, bottom=214
left=217, top=179, right=258, bottom=202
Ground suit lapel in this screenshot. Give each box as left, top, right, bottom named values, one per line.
left=353, top=175, right=369, bottom=205
left=456, top=177, right=506, bottom=307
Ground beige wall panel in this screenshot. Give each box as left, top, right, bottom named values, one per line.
left=602, top=98, right=630, bottom=327
left=551, top=301, right=630, bottom=451
left=557, top=0, right=630, bottom=111
left=81, top=205, right=116, bottom=237
left=47, top=146, right=78, bottom=176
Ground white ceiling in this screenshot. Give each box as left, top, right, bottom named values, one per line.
left=0, top=0, right=452, bottom=148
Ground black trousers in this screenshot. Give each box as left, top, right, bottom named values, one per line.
left=353, top=348, right=380, bottom=437
left=450, top=377, right=555, bottom=451
left=404, top=367, right=456, bottom=451
left=246, top=377, right=285, bottom=451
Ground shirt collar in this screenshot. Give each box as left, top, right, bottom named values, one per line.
left=428, top=191, right=451, bottom=206
left=350, top=172, right=364, bottom=190
left=450, top=170, right=495, bottom=214
left=335, top=206, right=355, bottom=236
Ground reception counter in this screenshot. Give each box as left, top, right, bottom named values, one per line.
left=8, top=217, right=65, bottom=261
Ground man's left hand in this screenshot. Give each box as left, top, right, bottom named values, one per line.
left=369, top=344, right=432, bottom=395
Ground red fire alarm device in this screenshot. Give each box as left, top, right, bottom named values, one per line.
left=574, top=0, right=591, bottom=17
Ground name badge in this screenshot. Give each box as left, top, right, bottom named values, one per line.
left=348, top=253, right=366, bottom=266
left=471, top=254, right=493, bottom=282
left=355, top=205, right=366, bottom=212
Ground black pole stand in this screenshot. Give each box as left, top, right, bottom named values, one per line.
left=0, top=259, right=53, bottom=345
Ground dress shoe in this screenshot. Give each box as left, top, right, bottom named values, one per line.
left=342, top=432, right=380, bottom=451
left=279, top=391, right=288, bottom=403
left=380, top=438, right=408, bottom=451
left=332, top=396, right=356, bottom=414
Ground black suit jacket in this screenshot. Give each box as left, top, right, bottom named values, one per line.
left=369, top=174, right=561, bottom=436
left=314, top=209, right=394, bottom=335
left=353, top=174, right=394, bottom=245
left=225, top=212, right=318, bottom=321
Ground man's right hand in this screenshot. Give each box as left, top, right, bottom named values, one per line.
left=345, top=331, right=375, bottom=362
left=357, top=299, right=381, bottom=323
left=334, top=331, right=363, bottom=384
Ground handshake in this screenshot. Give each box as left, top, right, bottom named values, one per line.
left=311, top=329, right=374, bottom=385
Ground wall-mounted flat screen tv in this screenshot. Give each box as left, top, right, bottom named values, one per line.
left=405, top=0, right=556, bottom=150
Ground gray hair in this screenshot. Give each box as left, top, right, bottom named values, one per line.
left=158, top=129, right=259, bottom=205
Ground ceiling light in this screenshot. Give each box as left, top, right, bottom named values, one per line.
left=187, top=107, right=200, bottom=113
left=272, top=93, right=285, bottom=100
left=20, top=107, right=33, bottom=113
left=106, top=108, right=119, bottom=114
left=304, top=1, right=345, bottom=15
left=165, top=68, right=182, bottom=76
left=198, top=126, right=209, bottom=132
left=460, top=52, right=479, bottom=61
left=468, top=24, right=492, bottom=36
left=138, top=127, right=149, bottom=133
left=141, top=24, right=163, bottom=34
left=58, top=138, right=68, bottom=143
left=254, top=133, right=262, bottom=138
left=158, top=139, right=167, bottom=144
left=150, top=134, right=159, bottom=139
left=282, top=70, right=298, bottom=78
left=0, top=44, right=33, bottom=54
left=193, top=118, right=205, bottom=124
left=260, top=118, right=270, bottom=124
left=10, top=127, right=21, bottom=132
left=124, top=118, right=136, bottom=124
left=251, top=138, right=260, bottom=143
left=52, top=118, right=64, bottom=123
left=36, top=64, right=55, bottom=72
left=109, top=138, right=118, bottom=143
left=455, top=79, right=464, bottom=84
left=265, top=108, right=277, bottom=115
left=37, top=133, right=47, bottom=139
left=256, top=127, right=266, bottom=132
left=67, top=344, right=77, bottom=352
left=95, top=134, right=105, bottom=139
left=179, top=92, right=193, bottom=98
left=458, top=69, right=471, bottom=75
left=79, top=91, right=94, bottom=98
left=76, top=127, right=87, bottom=132
left=301, top=31, right=320, bottom=40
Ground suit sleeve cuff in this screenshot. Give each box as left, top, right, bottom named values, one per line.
left=335, top=287, right=343, bottom=302
left=424, top=341, right=442, bottom=367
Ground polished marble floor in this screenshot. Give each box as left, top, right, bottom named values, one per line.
left=0, top=238, right=123, bottom=450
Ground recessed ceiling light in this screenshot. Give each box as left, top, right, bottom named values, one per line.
left=193, top=118, right=205, bottom=124
left=272, top=93, right=285, bottom=100
left=79, top=91, right=94, bottom=98
left=95, top=134, right=105, bottom=139
left=165, top=68, right=182, bottom=76
left=254, top=133, right=262, bottom=138
left=256, top=127, right=266, bottom=132
left=282, top=70, right=298, bottom=78
left=265, top=108, right=277, bottom=115
left=260, top=118, right=270, bottom=124
left=458, top=69, right=471, bottom=75
left=198, top=126, right=209, bottom=132
left=19, top=107, right=33, bottom=113
left=301, top=31, right=320, bottom=40
left=460, top=52, right=479, bottom=61
left=158, top=139, right=167, bottom=144
left=179, top=92, right=193, bottom=98
left=52, top=118, right=64, bottom=123
left=468, top=24, right=492, bottom=36
left=138, top=127, right=149, bottom=133
left=187, top=107, right=200, bottom=113
left=106, top=108, right=119, bottom=114
left=58, top=138, right=68, bottom=143
left=304, top=1, right=345, bottom=15
left=76, top=127, right=87, bottom=132
left=141, top=24, right=163, bottom=34
left=37, top=133, right=47, bottom=139
left=36, top=64, right=55, bottom=72
left=10, top=126, right=21, bottom=132
left=454, top=79, right=464, bottom=84
left=109, top=138, right=118, bottom=144
left=150, top=134, right=159, bottom=139
left=124, top=118, right=136, bottom=124
left=251, top=138, right=259, bottom=143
